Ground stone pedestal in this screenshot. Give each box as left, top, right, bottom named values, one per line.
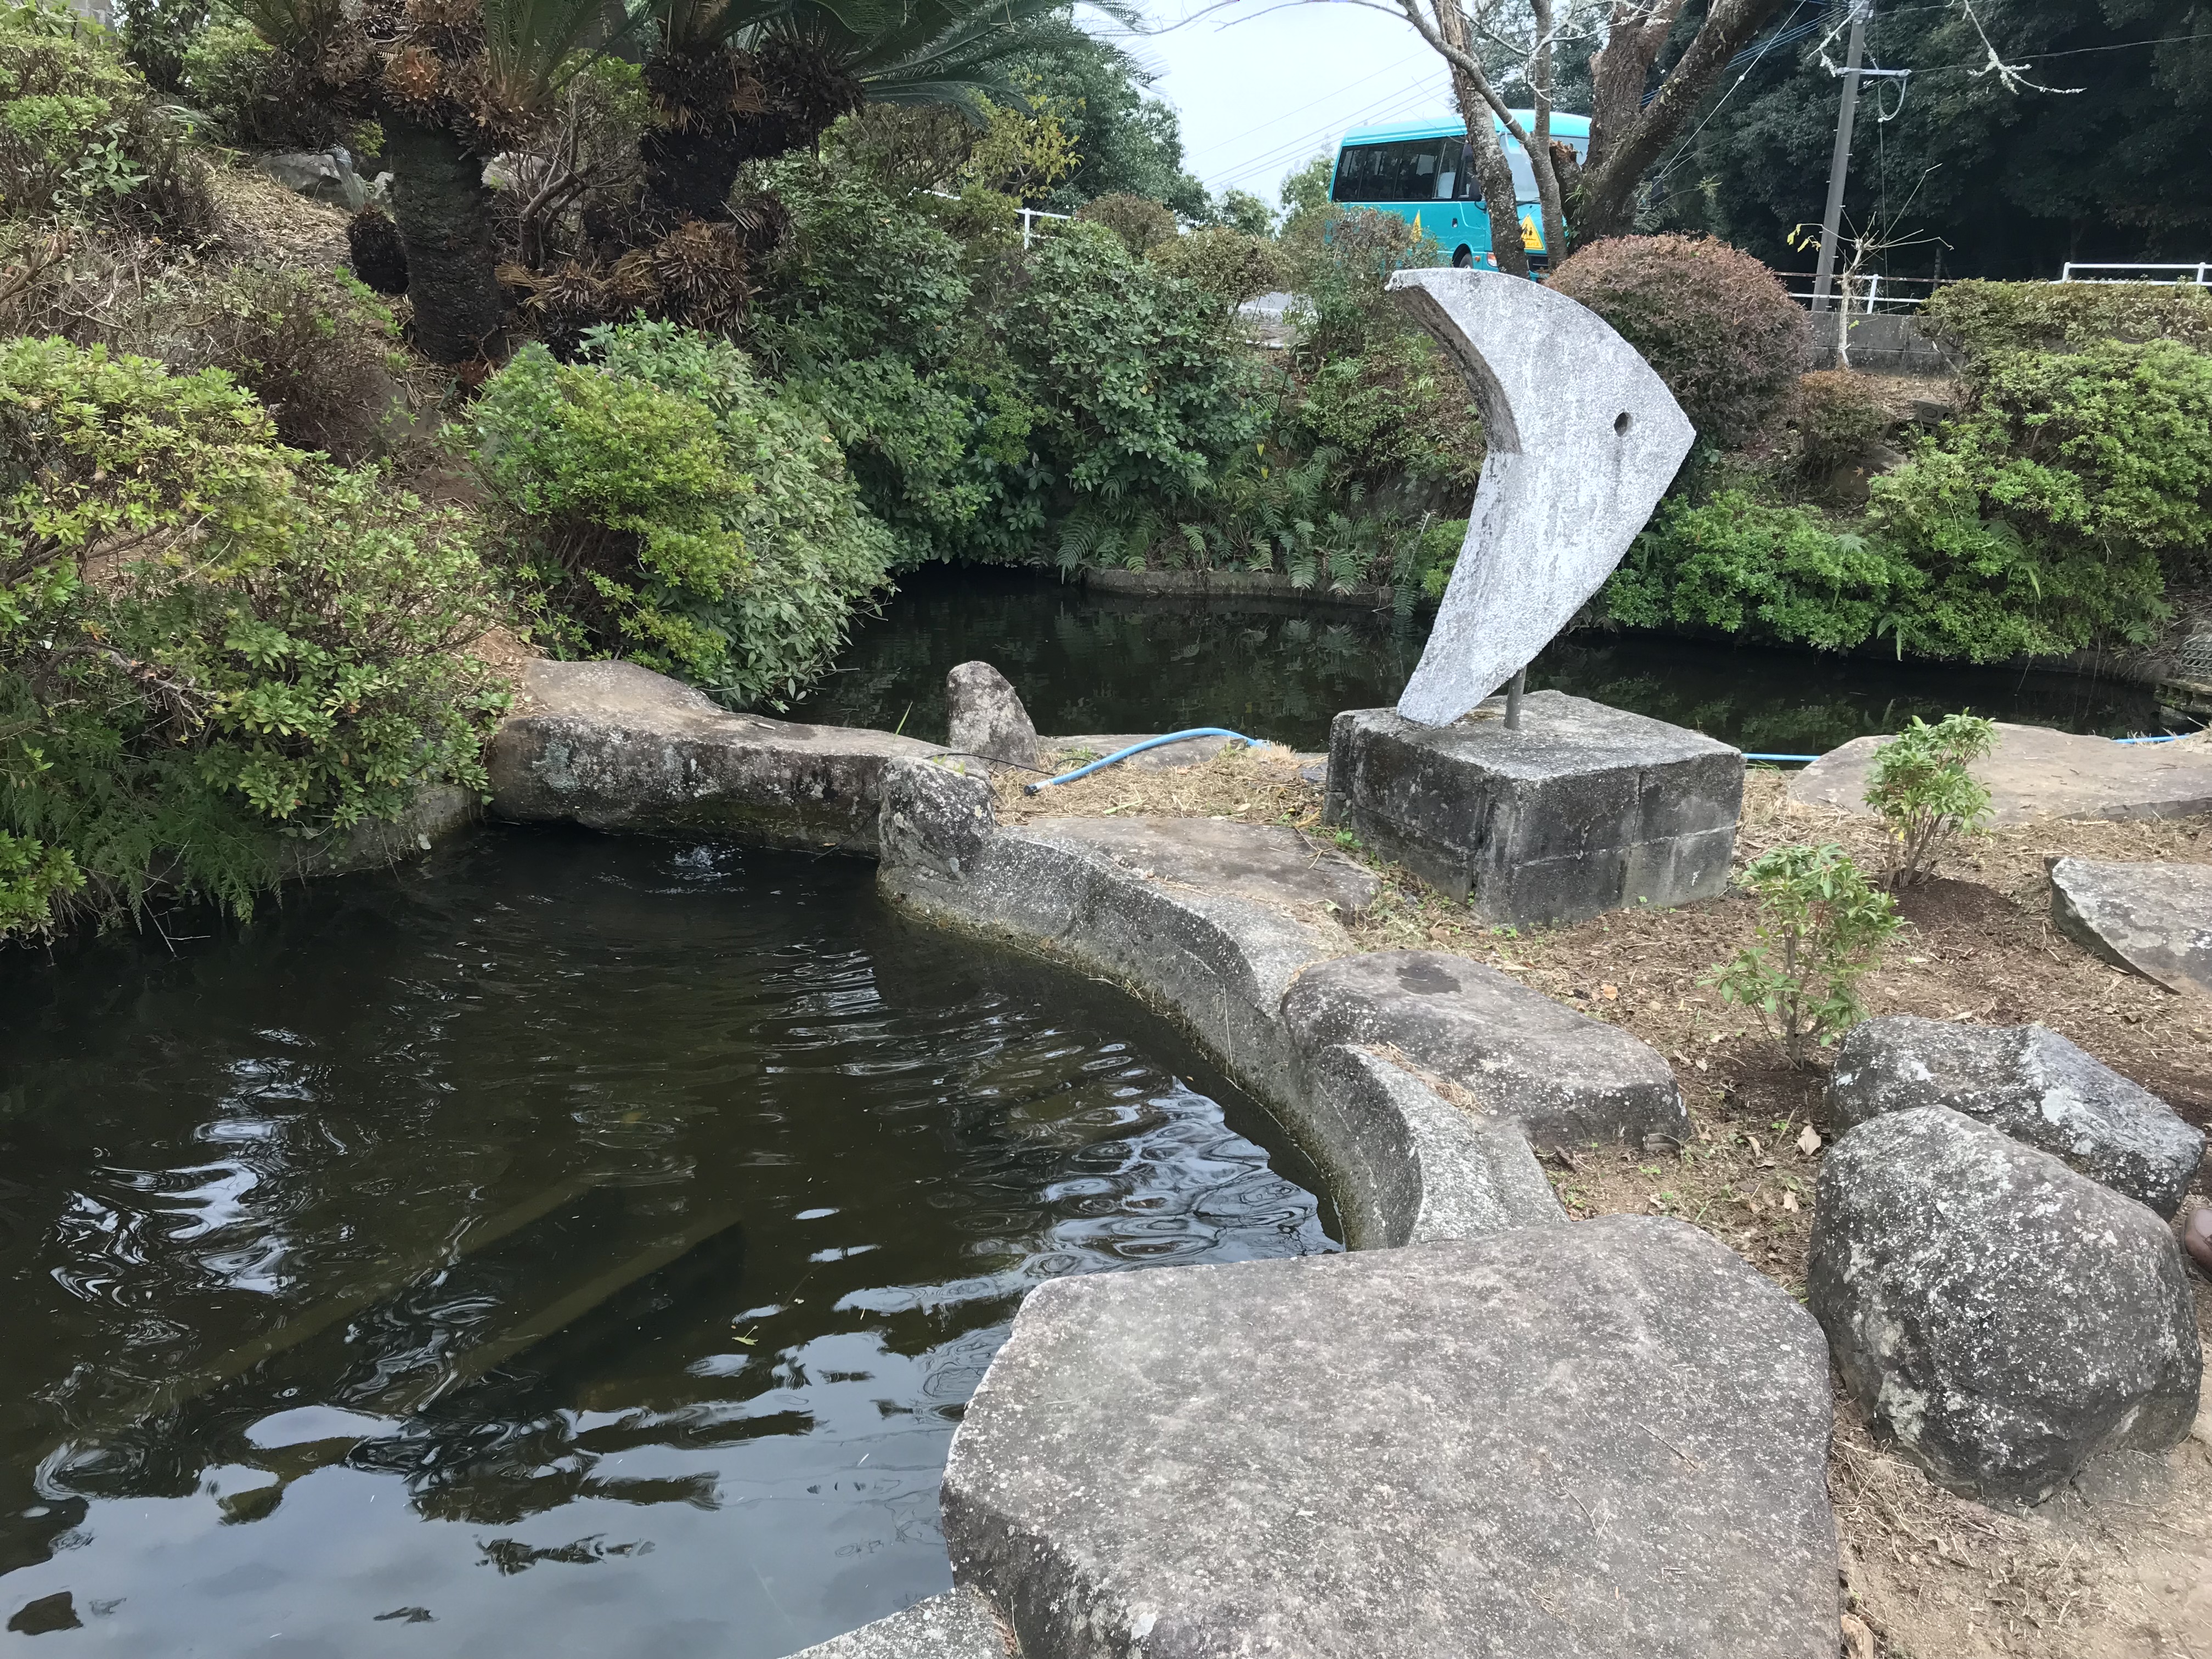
left=1324, top=691, right=1742, bottom=927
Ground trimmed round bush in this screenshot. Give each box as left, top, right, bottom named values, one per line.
left=1791, top=369, right=1888, bottom=478
left=1550, top=234, right=1809, bottom=448
left=1074, top=192, right=1177, bottom=257
left=1147, top=226, right=1284, bottom=307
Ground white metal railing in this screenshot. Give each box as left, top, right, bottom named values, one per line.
left=924, top=190, right=1073, bottom=250
left=1018, top=206, right=1073, bottom=249
left=1775, top=273, right=1939, bottom=313
left=2058, top=261, right=2211, bottom=285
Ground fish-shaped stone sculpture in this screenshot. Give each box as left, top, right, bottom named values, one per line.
left=1385, top=268, right=1697, bottom=726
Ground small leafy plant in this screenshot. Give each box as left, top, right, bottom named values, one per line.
left=1705, top=844, right=1903, bottom=1069
left=1863, top=712, right=1997, bottom=887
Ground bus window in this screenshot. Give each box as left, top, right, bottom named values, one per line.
left=1333, top=138, right=1455, bottom=204
left=1507, top=142, right=1536, bottom=201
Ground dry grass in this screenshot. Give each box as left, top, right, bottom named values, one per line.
left=206, top=165, right=353, bottom=272
left=1018, top=749, right=2212, bottom=1658
left=991, top=740, right=1322, bottom=827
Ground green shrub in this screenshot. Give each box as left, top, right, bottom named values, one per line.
left=474, top=319, right=895, bottom=709
left=115, top=0, right=202, bottom=92
left=1791, top=370, right=1889, bottom=481
left=1, top=337, right=509, bottom=940
left=754, top=161, right=1046, bottom=567
left=1006, top=219, right=1267, bottom=500
left=1056, top=445, right=1445, bottom=600
left=177, top=11, right=334, bottom=150
left=1073, top=191, right=1177, bottom=256
left=1279, top=206, right=1482, bottom=492
left=0, top=0, right=211, bottom=234
left=0, top=827, right=81, bottom=936
left=1147, top=225, right=1284, bottom=308
left=1863, top=712, right=1996, bottom=888
left=1918, top=279, right=2212, bottom=372
left=1549, top=234, right=1808, bottom=449
left=1605, top=491, right=1910, bottom=651
left=1704, top=844, right=1902, bottom=1069
left=1865, top=337, right=2207, bottom=658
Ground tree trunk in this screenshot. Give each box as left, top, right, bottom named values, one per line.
left=640, top=123, right=752, bottom=222
left=383, top=115, right=506, bottom=364
left=1434, top=0, right=1530, bottom=278
left=1524, top=0, right=1568, bottom=266
left=1575, top=0, right=1790, bottom=242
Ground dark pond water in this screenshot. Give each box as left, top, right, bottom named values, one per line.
left=0, top=830, right=1335, bottom=1656
left=792, top=567, right=2177, bottom=754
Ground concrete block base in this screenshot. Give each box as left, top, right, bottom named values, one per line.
left=1324, top=691, right=1743, bottom=927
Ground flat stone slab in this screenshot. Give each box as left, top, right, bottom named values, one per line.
left=1282, top=949, right=1687, bottom=1150
left=1829, top=1015, right=2204, bottom=1216
left=1030, top=816, right=1379, bottom=917
left=784, top=1589, right=1011, bottom=1659
left=2049, top=856, right=2212, bottom=1003
left=1325, top=694, right=1741, bottom=927
left=1809, top=1107, right=2202, bottom=1505
left=486, top=659, right=940, bottom=852
left=944, top=1216, right=1838, bottom=1659
left=1791, top=724, right=2212, bottom=825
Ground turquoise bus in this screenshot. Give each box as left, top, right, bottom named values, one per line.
left=1331, top=111, right=1590, bottom=270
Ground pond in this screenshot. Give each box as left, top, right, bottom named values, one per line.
left=792, top=567, right=2175, bottom=754
left=0, top=831, right=1336, bottom=1657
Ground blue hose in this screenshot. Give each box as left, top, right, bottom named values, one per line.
left=1744, top=752, right=1822, bottom=763
left=1024, top=729, right=1268, bottom=794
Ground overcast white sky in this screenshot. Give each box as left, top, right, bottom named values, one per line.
left=1092, top=0, right=1458, bottom=206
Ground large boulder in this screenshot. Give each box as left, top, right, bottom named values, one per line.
left=2049, top=856, right=2212, bottom=1004
left=1808, top=1107, right=2202, bottom=1504
left=944, top=1216, right=1839, bottom=1659
left=1281, top=949, right=1688, bottom=1150
left=1828, top=1015, right=2203, bottom=1217
left=946, top=661, right=1041, bottom=771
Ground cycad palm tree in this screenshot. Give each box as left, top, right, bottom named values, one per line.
left=637, top=0, right=1121, bottom=222
left=235, top=0, right=630, bottom=362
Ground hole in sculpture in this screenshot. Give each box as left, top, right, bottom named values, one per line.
left=1615, top=410, right=1633, bottom=435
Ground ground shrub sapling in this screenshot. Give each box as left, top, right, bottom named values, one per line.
left=1862, top=712, right=1997, bottom=888
left=1704, top=844, right=1903, bottom=1069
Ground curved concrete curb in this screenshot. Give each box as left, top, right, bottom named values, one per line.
left=876, top=755, right=1619, bottom=1250
left=486, top=659, right=943, bottom=853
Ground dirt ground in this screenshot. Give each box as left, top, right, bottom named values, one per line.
left=1005, top=746, right=2212, bottom=1659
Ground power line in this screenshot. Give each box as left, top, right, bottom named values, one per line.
left=1186, top=47, right=1434, bottom=163
left=1210, top=75, right=1445, bottom=189
left=1210, top=81, right=1440, bottom=190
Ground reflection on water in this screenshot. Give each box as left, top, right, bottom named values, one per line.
left=794, top=567, right=2175, bottom=753
left=0, top=831, right=1334, bottom=1656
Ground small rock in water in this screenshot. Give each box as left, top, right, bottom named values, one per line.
left=1809, top=1105, right=2201, bottom=1504
left=1828, top=1014, right=2203, bottom=1217
left=944, top=660, right=1040, bottom=771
